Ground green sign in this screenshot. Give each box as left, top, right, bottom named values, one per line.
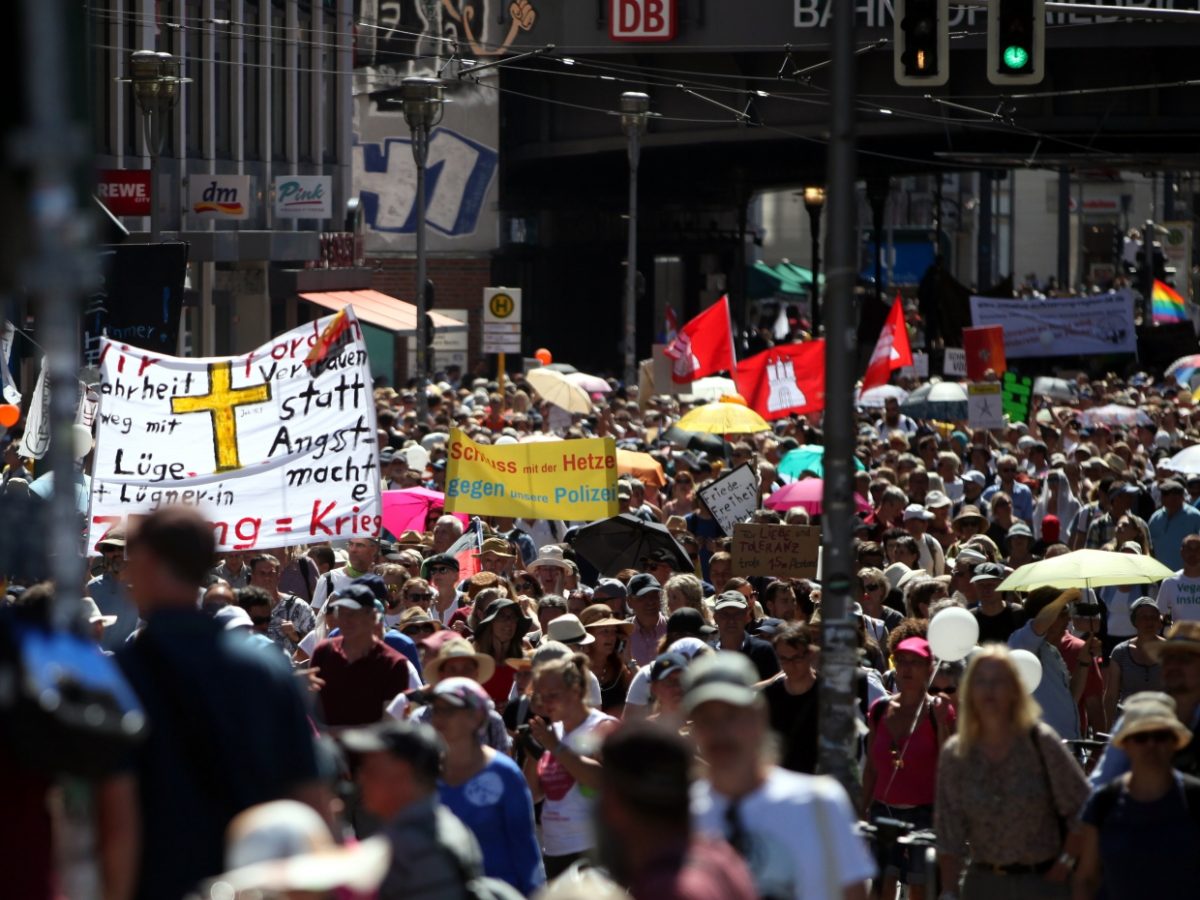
left=1002, top=371, right=1033, bottom=423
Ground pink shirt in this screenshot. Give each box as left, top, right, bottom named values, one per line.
left=868, top=697, right=951, bottom=806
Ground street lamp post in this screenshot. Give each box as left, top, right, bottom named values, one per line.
left=400, top=76, right=445, bottom=423
left=127, top=50, right=183, bottom=242
left=803, top=185, right=826, bottom=335
left=620, top=92, right=650, bottom=389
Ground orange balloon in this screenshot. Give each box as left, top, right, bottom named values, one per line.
left=0, top=404, right=18, bottom=428
left=534, top=348, right=553, bottom=366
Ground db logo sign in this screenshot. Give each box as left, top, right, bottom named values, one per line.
left=610, top=0, right=676, bottom=42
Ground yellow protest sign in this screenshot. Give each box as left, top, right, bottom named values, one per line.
left=444, top=429, right=619, bottom=520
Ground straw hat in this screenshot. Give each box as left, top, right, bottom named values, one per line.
left=578, top=603, right=635, bottom=636
left=423, top=639, right=496, bottom=684
left=1111, top=692, right=1192, bottom=751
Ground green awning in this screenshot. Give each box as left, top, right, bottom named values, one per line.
left=747, top=260, right=807, bottom=300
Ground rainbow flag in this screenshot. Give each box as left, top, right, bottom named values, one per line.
left=1152, top=279, right=1189, bottom=324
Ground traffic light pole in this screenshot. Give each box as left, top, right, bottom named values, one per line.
left=412, top=122, right=430, bottom=422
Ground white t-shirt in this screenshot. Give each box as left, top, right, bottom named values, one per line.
left=625, top=664, right=653, bottom=708
left=310, top=567, right=357, bottom=611
left=538, top=708, right=616, bottom=857
left=692, top=767, right=875, bottom=900
left=1158, top=572, right=1200, bottom=623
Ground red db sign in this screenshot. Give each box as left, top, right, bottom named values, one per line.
left=610, top=0, right=676, bottom=42
left=97, top=169, right=152, bottom=217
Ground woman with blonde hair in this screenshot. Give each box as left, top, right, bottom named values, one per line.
left=663, top=573, right=710, bottom=622
left=935, top=646, right=1090, bottom=899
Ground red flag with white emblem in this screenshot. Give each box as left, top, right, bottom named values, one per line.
left=734, top=341, right=825, bottom=420
left=861, top=295, right=912, bottom=391
left=663, top=296, right=736, bottom=384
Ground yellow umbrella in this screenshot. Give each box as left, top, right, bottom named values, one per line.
left=996, top=549, right=1174, bottom=593
left=675, top=402, right=771, bottom=435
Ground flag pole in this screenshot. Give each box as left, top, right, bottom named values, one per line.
left=817, top=0, right=862, bottom=801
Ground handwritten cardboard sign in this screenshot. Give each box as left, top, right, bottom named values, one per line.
left=697, top=463, right=759, bottom=536
left=731, top=523, right=820, bottom=580
left=87, top=309, right=381, bottom=553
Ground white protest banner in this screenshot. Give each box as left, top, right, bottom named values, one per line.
left=967, top=382, right=1005, bottom=431
left=968, top=292, right=1136, bottom=357
left=696, top=463, right=760, bottom=536
left=87, top=309, right=380, bottom=553
left=943, top=348, right=967, bottom=377
left=19, top=359, right=49, bottom=460
left=1, top=321, right=20, bottom=405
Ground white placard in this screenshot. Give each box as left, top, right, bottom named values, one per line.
left=87, top=310, right=381, bottom=553
left=899, top=350, right=929, bottom=379
left=273, top=175, right=333, bottom=219
left=968, top=382, right=1005, bottom=431
left=696, top=463, right=760, bottom=536
left=187, top=175, right=251, bottom=221
left=944, top=348, right=967, bottom=377
left=968, top=291, right=1136, bottom=357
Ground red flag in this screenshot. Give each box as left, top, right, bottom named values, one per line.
left=734, top=341, right=825, bottom=420
left=861, top=295, right=912, bottom=391
left=962, top=325, right=1006, bottom=381
left=663, top=306, right=679, bottom=344
left=663, top=296, right=736, bottom=384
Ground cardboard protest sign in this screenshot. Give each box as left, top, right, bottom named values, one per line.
left=87, top=309, right=380, bottom=553
left=1001, top=371, right=1034, bottom=424
left=967, top=382, right=1004, bottom=431
left=696, top=463, right=759, bottom=536
left=444, top=429, right=618, bottom=521
left=731, top=523, right=820, bottom=579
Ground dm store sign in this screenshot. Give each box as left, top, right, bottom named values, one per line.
left=273, top=175, right=332, bottom=219
left=188, top=175, right=251, bottom=221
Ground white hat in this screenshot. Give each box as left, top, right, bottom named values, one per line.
left=545, top=613, right=595, bottom=646
left=924, top=490, right=952, bottom=509
left=903, top=504, right=934, bottom=522
left=962, top=470, right=987, bottom=487
left=212, top=800, right=390, bottom=895
left=530, top=545, right=571, bottom=570
left=883, top=562, right=912, bottom=590
left=214, top=604, right=254, bottom=631
left=81, top=596, right=117, bottom=628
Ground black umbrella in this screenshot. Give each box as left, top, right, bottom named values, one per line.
left=569, top=514, right=692, bottom=577
left=658, top=424, right=726, bottom=459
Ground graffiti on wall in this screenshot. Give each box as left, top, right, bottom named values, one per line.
left=363, top=0, right=538, bottom=73
left=353, top=128, right=499, bottom=237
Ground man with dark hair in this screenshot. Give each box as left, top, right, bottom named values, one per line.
left=115, top=506, right=321, bottom=899
left=236, top=585, right=274, bottom=639
left=597, top=723, right=756, bottom=899
left=341, top=719, right=489, bottom=900
left=763, top=624, right=820, bottom=773
left=248, top=552, right=316, bottom=653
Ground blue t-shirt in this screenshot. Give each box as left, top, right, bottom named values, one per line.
left=438, top=753, right=545, bottom=894
left=1082, top=773, right=1200, bottom=899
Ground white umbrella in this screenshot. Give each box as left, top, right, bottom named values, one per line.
left=857, top=384, right=909, bottom=408
left=1080, top=404, right=1151, bottom=428
left=566, top=371, right=612, bottom=394
left=526, top=367, right=594, bottom=415
left=1162, top=445, right=1200, bottom=475
left=684, top=376, right=738, bottom=403
left=519, top=432, right=562, bottom=444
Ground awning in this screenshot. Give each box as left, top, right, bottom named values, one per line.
left=299, top=289, right=467, bottom=336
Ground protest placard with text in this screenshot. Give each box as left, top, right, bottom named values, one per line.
left=444, top=429, right=618, bottom=520
left=87, top=309, right=380, bottom=553
left=696, top=463, right=759, bottom=536
left=968, top=382, right=1005, bottom=431
left=731, top=523, right=820, bottom=579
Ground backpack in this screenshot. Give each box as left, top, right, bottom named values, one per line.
left=1088, top=773, right=1200, bottom=831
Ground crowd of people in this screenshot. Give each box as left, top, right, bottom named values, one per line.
left=5, top=363, right=1200, bottom=899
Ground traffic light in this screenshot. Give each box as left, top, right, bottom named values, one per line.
left=988, top=0, right=1045, bottom=86
left=893, top=0, right=949, bottom=87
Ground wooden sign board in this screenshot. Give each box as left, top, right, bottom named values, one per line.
left=731, top=523, right=820, bottom=580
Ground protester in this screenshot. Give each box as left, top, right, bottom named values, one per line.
left=1104, top=597, right=1166, bottom=724
left=712, top=590, right=780, bottom=680
left=1009, top=587, right=1093, bottom=740
left=311, top=536, right=379, bottom=609
left=471, top=595, right=533, bottom=706
left=763, top=623, right=821, bottom=773
left=579, top=602, right=636, bottom=715
left=85, top=530, right=137, bottom=650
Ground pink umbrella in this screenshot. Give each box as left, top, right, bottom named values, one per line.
left=765, top=481, right=874, bottom=517
left=382, top=488, right=467, bottom=536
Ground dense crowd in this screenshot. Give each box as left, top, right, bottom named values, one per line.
left=5, top=363, right=1200, bottom=900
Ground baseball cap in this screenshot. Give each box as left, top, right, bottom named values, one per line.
left=970, top=562, right=1004, bottom=583
left=962, top=470, right=987, bottom=487
left=924, top=491, right=952, bottom=509
left=627, top=573, right=662, bottom=596
left=338, top=720, right=443, bottom=778
left=650, top=652, right=690, bottom=682
left=1006, top=522, right=1033, bottom=539
left=330, top=584, right=384, bottom=613
left=894, top=636, right=932, bottom=659
left=426, top=676, right=492, bottom=712
left=593, top=577, right=629, bottom=600
left=352, top=574, right=390, bottom=603
left=712, top=590, right=749, bottom=612
left=214, top=604, right=253, bottom=631
left=682, top=652, right=760, bottom=714
left=666, top=606, right=717, bottom=636
left=903, top=504, right=934, bottom=522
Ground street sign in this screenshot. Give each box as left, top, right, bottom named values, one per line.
left=482, top=287, right=522, bottom=354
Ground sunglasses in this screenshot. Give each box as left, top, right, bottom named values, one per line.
left=386, top=584, right=404, bottom=594
left=406, top=591, right=434, bottom=601
left=1127, top=729, right=1176, bottom=745
left=933, top=685, right=957, bottom=695
left=429, top=566, right=456, bottom=575
left=402, top=624, right=437, bottom=637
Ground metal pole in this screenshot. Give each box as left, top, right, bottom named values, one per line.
left=413, top=123, right=429, bottom=422
left=817, top=0, right=860, bottom=800
left=624, top=125, right=640, bottom=388
left=977, top=171, right=993, bottom=290
left=809, top=208, right=822, bottom=335
left=19, top=0, right=89, bottom=628
left=148, top=114, right=161, bottom=242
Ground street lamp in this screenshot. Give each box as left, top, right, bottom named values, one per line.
left=620, top=92, right=650, bottom=388
left=124, top=50, right=185, bottom=242
left=803, top=185, right=826, bottom=335
left=400, top=76, right=445, bottom=422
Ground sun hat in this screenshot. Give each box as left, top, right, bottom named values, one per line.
left=396, top=607, right=441, bottom=635
left=474, top=537, right=515, bottom=559
left=579, top=603, right=635, bottom=635
left=894, top=636, right=932, bottom=659
left=211, top=800, right=390, bottom=895
left=1146, top=621, right=1200, bottom=662
left=423, top=638, right=497, bottom=684
left=953, top=505, right=987, bottom=526
left=924, top=491, right=952, bottom=510
left=682, top=652, right=760, bottom=714
left=1111, top=691, right=1193, bottom=751
left=81, top=596, right=118, bottom=628
left=545, top=613, right=595, bottom=646
left=1006, top=522, right=1033, bottom=540
left=529, top=545, right=571, bottom=570
left=1128, top=596, right=1162, bottom=627
left=666, top=606, right=717, bottom=636
left=474, top=598, right=533, bottom=638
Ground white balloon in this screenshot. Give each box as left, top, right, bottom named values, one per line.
left=927, top=607, right=979, bottom=662
left=1010, top=649, right=1043, bottom=694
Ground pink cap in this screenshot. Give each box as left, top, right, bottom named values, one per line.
left=895, top=636, right=932, bottom=659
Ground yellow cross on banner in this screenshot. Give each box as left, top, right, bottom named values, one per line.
left=171, top=361, right=272, bottom=472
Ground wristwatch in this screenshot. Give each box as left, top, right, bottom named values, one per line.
left=1057, top=852, right=1078, bottom=870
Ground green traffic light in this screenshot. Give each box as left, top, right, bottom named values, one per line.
left=1003, top=45, right=1030, bottom=69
